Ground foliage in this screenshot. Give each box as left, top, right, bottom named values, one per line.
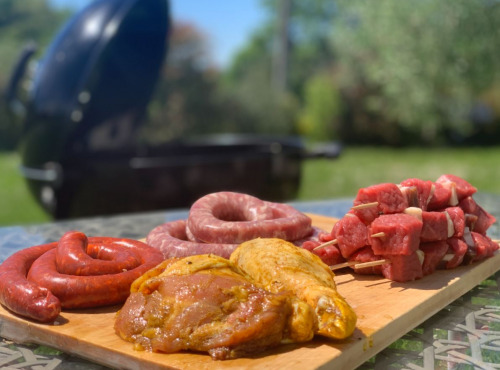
left=332, top=0, right=500, bottom=144
left=298, top=70, right=342, bottom=140
left=141, top=22, right=225, bottom=143
left=0, top=0, right=70, bottom=150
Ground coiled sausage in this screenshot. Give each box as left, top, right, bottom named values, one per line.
left=0, top=242, right=60, bottom=323
left=187, top=192, right=312, bottom=244
left=146, top=220, right=238, bottom=259
left=0, top=231, right=164, bottom=322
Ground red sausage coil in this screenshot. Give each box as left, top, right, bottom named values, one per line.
left=0, top=231, right=164, bottom=322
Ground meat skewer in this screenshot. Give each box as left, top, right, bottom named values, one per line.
left=329, top=259, right=390, bottom=271
left=312, top=239, right=338, bottom=251
left=351, top=201, right=379, bottom=210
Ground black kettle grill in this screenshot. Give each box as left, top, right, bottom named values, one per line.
left=6, top=0, right=341, bottom=219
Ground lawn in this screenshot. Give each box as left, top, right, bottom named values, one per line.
left=0, top=147, right=499, bottom=226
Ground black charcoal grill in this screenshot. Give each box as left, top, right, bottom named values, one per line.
left=6, top=0, right=341, bottom=219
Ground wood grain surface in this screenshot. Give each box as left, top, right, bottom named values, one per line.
left=1, top=214, right=499, bottom=370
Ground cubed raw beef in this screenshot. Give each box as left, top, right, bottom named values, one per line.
left=420, top=241, right=448, bottom=275
left=369, top=214, right=422, bottom=255
left=470, top=232, right=499, bottom=262
left=445, top=207, right=465, bottom=237
left=352, top=183, right=408, bottom=224
left=420, top=211, right=450, bottom=242
left=331, top=213, right=368, bottom=258
left=348, top=246, right=384, bottom=275
left=443, top=237, right=468, bottom=269
left=302, top=240, right=345, bottom=266
left=459, top=197, right=496, bottom=234
left=400, top=178, right=434, bottom=210
left=436, top=174, right=477, bottom=201
left=427, top=182, right=452, bottom=210
left=398, top=185, right=420, bottom=208
left=381, top=252, right=424, bottom=282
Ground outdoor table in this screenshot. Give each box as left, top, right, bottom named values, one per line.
left=0, top=193, right=499, bottom=370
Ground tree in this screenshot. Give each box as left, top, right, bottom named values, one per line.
left=332, top=0, right=500, bottom=144
left=141, top=21, right=226, bottom=144
left=0, top=0, right=71, bottom=150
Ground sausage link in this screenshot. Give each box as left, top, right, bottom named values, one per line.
left=146, top=220, right=238, bottom=259
left=0, top=242, right=61, bottom=323
left=55, top=231, right=141, bottom=276
left=27, top=231, right=164, bottom=309
left=0, top=231, right=164, bottom=322
left=187, top=192, right=312, bottom=244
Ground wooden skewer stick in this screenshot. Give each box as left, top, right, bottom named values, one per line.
left=329, top=261, right=357, bottom=270
left=312, top=239, right=338, bottom=251
left=351, top=201, right=379, bottom=210
left=370, top=232, right=386, bottom=238
left=492, top=239, right=500, bottom=244
left=354, top=259, right=390, bottom=269
left=330, top=259, right=390, bottom=271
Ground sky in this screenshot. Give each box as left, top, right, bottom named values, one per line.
left=49, top=0, right=266, bottom=68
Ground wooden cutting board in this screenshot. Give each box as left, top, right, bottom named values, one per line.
left=1, top=214, right=499, bottom=370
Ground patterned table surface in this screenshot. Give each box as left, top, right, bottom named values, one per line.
left=0, top=194, right=499, bottom=370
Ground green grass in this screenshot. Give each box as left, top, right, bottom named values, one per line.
left=0, top=147, right=499, bottom=226
left=298, top=146, right=500, bottom=200
left=0, top=152, right=50, bottom=226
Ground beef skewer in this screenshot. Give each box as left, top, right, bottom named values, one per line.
left=329, top=259, right=390, bottom=271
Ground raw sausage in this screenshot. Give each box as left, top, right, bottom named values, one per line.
left=187, top=192, right=312, bottom=244
left=28, top=231, right=164, bottom=309
left=146, top=219, right=238, bottom=259
left=55, top=231, right=141, bottom=275
left=0, top=231, right=164, bottom=322
left=0, top=242, right=60, bottom=323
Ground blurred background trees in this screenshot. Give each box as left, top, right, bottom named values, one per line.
left=0, top=0, right=70, bottom=150
left=1, top=0, right=499, bottom=150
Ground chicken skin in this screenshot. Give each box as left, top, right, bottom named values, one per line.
left=115, top=254, right=315, bottom=360
left=230, top=238, right=357, bottom=339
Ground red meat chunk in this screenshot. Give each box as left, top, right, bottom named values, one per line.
left=398, top=185, right=420, bottom=208
left=470, top=232, right=499, bottom=262
left=445, top=207, right=465, bottom=237
left=369, top=214, right=423, bottom=255
left=348, top=246, right=384, bottom=276
left=444, top=237, right=468, bottom=269
left=381, top=252, right=424, bottom=282
left=302, top=240, right=344, bottom=266
left=436, top=174, right=477, bottom=201
left=420, top=241, right=448, bottom=276
left=331, top=213, right=368, bottom=258
left=420, top=211, right=450, bottom=242
left=352, top=183, right=408, bottom=224
left=459, top=197, right=496, bottom=234
left=427, top=182, right=452, bottom=210
left=400, top=178, right=434, bottom=210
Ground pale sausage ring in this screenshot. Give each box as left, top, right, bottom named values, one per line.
left=146, top=219, right=238, bottom=259
left=186, top=192, right=313, bottom=244
left=0, top=231, right=164, bottom=322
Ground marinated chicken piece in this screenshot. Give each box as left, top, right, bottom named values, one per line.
left=115, top=254, right=315, bottom=360
left=230, top=238, right=357, bottom=339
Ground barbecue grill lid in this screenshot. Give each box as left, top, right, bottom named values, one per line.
left=25, top=0, right=169, bottom=152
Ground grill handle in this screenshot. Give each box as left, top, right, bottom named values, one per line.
left=302, top=141, right=342, bottom=159
left=4, top=42, right=37, bottom=118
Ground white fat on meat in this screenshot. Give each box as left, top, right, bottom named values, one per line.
left=404, top=207, right=423, bottom=220
left=444, top=211, right=455, bottom=238
left=416, top=249, right=425, bottom=266
left=427, top=184, right=435, bottom=207
left=448, top=183, right=459, bottom=206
